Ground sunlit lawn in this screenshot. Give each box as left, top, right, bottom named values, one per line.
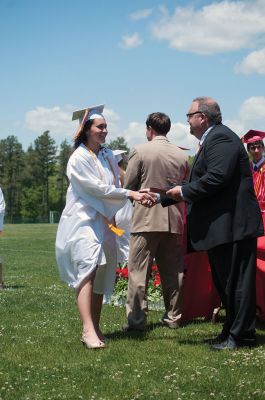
left=0, top=224, right=265, bottom=400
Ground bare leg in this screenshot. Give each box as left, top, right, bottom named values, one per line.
left=92, top=292, right=106, bottom=342
left=76, top=273, right=104, bottom=348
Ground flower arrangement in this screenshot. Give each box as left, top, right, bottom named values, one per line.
left=112, top=263, right=163, bottom=305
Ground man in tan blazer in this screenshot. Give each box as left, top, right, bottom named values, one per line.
left=123, top=112, right=189, bottom=330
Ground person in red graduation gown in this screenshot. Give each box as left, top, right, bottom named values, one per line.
left=242, top=129, right=265, bottom=321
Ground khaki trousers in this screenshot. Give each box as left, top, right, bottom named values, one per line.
left=126, top=232, right=184, bottom=329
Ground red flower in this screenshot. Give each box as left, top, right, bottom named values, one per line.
left=121, top=267, right=128, bottom=279
left=116, top=266, right=128, bottom=279
left=154, top=274, right=161, bottom=286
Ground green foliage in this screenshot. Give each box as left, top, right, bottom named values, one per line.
left=0, top=133, right=72, bottom=222
left=0, top=135, right=25, bottom=222
left=113, top=277, right=128, bottom=300
left=147, top=281, right=163, bottom=302
left=0, top=132, right=132, bottom=221
left=56, top=139, right=72, bottom=213
left=107, top=136, right=130, bottom=153
left=113, top=266, right=163, bottom=304
left=20, top=186, right=43, bottom=220
left=1, top=224, right=265, bottom=400
left=33, top=131, right=58, bottom=219
left=188, top=155, right=195, bottom=166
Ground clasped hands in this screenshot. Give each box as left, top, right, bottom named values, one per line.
left=137, top=190, right=158, bottom=207
left=137, top=185, right=183, bottom=208
left=129, top=186, right=183, bottom=207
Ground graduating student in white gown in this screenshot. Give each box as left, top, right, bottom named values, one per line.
left=0, top=188, right=5, bottom=289
left=55, top=106, right=154, bottom=349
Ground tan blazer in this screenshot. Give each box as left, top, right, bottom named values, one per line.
left=124, top=136, right=189, bottom=234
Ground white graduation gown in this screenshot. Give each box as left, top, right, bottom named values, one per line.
left=55, top=144, right=128, bottom=291
left=0, top=188, right=5, bottom=231
left=115, top=199, right=132, bottom=263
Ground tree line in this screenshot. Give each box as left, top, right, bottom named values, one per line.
left=0, top=132, right=129, bottom=223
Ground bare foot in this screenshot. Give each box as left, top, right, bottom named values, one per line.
left=81, top=330, right=105, bottom=349
left=97, top=329, right=107, bottom=343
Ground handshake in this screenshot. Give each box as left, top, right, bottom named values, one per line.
left=127, top=186, right=183, bottom=208
left=127, top=189, right=157, bottom=208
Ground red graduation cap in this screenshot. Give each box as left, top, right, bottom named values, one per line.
left=241, top=129, right=265, bottom=144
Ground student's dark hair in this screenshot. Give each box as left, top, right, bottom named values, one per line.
left=74, top=119, right=94, bottom=149
left=146, top=112, right=171, bottom=135
left=247, top=140, right=264, bottom=151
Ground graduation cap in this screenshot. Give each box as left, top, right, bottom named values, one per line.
left=112, top=149, right=128, bottom=163
left=241, top=129, right=265, bottom=144
left=73, top=104, right=105, bottom=141
left=72, top=104, right=105, bottom=124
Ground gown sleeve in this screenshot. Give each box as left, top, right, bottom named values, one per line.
left=67, top=153, right=129, bottom=220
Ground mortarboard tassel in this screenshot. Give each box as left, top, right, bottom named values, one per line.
left=108, top=224, right=124, bottom=237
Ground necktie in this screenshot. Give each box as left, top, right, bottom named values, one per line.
left=254, top=165, right=258, bottom=172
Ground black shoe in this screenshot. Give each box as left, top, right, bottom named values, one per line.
left=211, top=335, right=238, bottom=350
left=122, top=324, right=145, bottom=332
left=237, top=337, right=257, bottom=347
left=205, top=332, right=229, bottom=344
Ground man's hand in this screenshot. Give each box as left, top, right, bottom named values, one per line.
left=166, top=185, right=183, bottom=202
left=128, top=190, right=157, bottom=207
left=139, top=188, right=158, bottom=207
left=140, top=192, right=158, bottom=207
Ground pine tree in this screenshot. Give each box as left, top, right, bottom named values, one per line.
left=0, top=136, right=24, bottom=222
left=57, top=139, right=72, bottom=213
left=34, top=131, right=57, bottom=220
left=107, top=136, right=130, bottom=152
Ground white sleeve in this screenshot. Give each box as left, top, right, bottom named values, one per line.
left=0, top=189, right=5, bottom=230
left=67, top=156, right=129, bottom=220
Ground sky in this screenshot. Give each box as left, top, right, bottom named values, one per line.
left=1, top=0, right=265, bottom=154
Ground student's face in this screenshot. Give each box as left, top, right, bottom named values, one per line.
left=87, top=118, right=108, bottom=145
left=249, top=143, right=264, bottom=164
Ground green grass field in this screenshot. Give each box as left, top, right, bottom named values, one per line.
left=0, top=224, right=265, bottom=400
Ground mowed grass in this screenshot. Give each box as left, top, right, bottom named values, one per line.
left=0, top=224, right=265, bottom=400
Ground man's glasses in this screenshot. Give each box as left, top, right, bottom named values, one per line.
left=186, top=111, right=203, bottom=118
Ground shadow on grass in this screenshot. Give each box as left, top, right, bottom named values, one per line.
left=0, top=284, right=25, bottom=290
left=256, top=320, right=265, bottom=331
left=105, top=313, right=265, bottom=345
left=181, top=317, right=220, bottom=327
left=106, top=322, right=163, bottom=341
left=256, top=334, right=265, bottom=345
left=106, top=319, right=212, bottom=342
left=177, top=332, right=265, bottom=347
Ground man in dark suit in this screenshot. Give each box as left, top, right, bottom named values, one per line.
left=159, top=96, right=264, bottom=349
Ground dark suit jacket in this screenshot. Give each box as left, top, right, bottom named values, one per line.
left=161, top=123, right=264, bottom=251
